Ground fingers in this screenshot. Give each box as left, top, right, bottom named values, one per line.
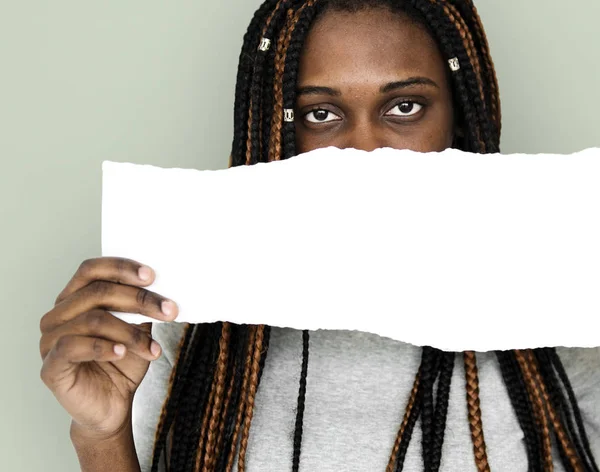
left=40, top=334, right=128, bottom=387
left=55, top=257, right=155, bottom=306
left=39, top=310, right=162, bottom=362
left=41, top=281, right=178, bottom=333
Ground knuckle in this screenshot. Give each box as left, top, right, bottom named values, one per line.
left=77, top=258, right=95, bottom=277
left=40, top=363, right=50, bottom=385
left=115, top=258, right=128, bottom=284
left=39, top=312, right=50, bottom=333
left=88, top=280, right=112, bottom=299
left=92, top=338, right=105, bottom=356
left=130, top=326, right=147, bottom=347
left=136, top=288, right=151, bottom=308
left=54, top=335, right=72, bottom=357
left=54, top=292, right=65, bottom=307
left=85, top=310, right=106, bottom=331
left=39, top=336, right=48, bottom=360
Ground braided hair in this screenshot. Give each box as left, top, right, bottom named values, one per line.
left=151, top=1, right=598, bottom=471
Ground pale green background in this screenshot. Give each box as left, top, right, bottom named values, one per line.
left=1, top=0, right=599, bottom=470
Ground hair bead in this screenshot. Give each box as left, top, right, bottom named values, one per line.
left=258, top=37, right=272, bottom=51
left=284, top=109, right=295, bottom=122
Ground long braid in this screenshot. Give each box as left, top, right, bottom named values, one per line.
left=411, top=0, right=485, bottom=152
left=515, top=350, right=555, bottom=471
left=525, top=349, right=583, bottom=472
left=247, top=0, right=291, bottom=165
left=464, top=351, right=491, bottom=472
left=216, top=326, right=250, bottom=472
left=231, top=0, right=282, bottom=166
left=431, top=352, right=455, bottom=472
left=194, top=350, right=220, bottom=471
left=291, top=330, right=310, bottom=472
left=269, top=7, right=296, bottom=162
left=213, top=343, right=237, bottom=468
left=546, top=349, right=600, bottom=472
left=394, top=371, right=424, bottom=471
left=199, top=323, right=232, bottom=471
left=419, top=347, right=442, bottom=471
left=441, top=2, right=484, bottom=94
left=177, top=324, right=222, bottom=472
left=454, top=0, right=502, bottom=135
left=436, top=1, right=495, bottom=151
left=281, top=0, right=323, bottom=159
left=150, top=323, right=195, bottom=471
left=165, top=324, right=214, bottom=470
left=496, top=350, right=544, bottom=472
left=225, top=326, right=256, bottom=472
left=387, top=373, right=421, bottom=472
left=237, top=325, right=266, bottom=471
left=534, top=349, right=592, bottom=471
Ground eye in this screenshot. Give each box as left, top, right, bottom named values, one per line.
left=386, top=101, right=424, bottom=117
left=304, top=109, right=342, bottom=124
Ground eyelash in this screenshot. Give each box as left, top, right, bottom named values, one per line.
left=303, top=100, right=425, bottom=123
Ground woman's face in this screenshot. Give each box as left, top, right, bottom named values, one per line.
left=295, top=7, right=455, bottom=154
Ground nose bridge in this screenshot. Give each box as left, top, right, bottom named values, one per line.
left=343, top=118, right=385, bottom=152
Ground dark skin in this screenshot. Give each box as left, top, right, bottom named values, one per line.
left=41, top=8, right=456, bottom=471
left=295, top=7, right=456, bottom=153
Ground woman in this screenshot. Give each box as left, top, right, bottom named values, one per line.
left=39, top=0, right=600, bottom=471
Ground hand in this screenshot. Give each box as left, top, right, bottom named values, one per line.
left=39, top=257, right=179, bottom=441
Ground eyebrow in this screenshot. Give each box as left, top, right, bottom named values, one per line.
left=380, top=77, right=439, bottom=93
left=296, top=77, right=439, bottom=97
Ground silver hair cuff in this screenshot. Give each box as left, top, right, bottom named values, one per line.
left=448, top=57, right=460, bottom=72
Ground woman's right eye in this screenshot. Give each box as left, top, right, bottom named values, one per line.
left=304, top=109, right=342, bottom=124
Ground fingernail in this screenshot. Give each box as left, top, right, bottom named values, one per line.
left=114, top=344, right=126, bottom=356
left=150, top=340, right=161, bottom=358
left=161, top=300, right=176, bottom=317
left=138, top=266, right=152, bottom=281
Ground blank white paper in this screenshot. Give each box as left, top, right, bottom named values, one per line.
left=101, top=147, right=600, bottom=351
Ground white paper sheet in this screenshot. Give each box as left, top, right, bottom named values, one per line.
left=101, top=147, right=600, bottom=351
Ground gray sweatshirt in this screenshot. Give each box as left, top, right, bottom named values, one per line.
left=132, top=322, right=600, bottom=471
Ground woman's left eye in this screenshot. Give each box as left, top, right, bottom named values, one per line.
left=386, top=101, right=424, bottom=117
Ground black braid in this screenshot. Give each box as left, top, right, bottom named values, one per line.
left=409, top=0, right=483, bottom=153
left=496, top=350, right=543, bottom=472
left=292, top=330, right=310, bottom=472
left=170, top=323, right=221, bottom=471
left=231, top=0, right=282, bottom=166
left=447, top=0, right=501, bottom=138
left=248, top=1, right=292, bottom=165
left=150, top=323, right=196, bottom=472
left=281, top=2, right=326, bottom=159
left=161, top=324, right=213, bottom=471
left=261, top=43, right=277, bottom=162
left=418, top=346, right=442, bottom=471
left=434, top=3, right=496, bottom=152
left=547, top=349, right=600, bottom=472
left=430, top=351, right=455, bottom=472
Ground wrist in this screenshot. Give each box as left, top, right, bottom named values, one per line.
left=70, top=419, right=133, bottom=448
left=70, top=418, right=140, bottom=472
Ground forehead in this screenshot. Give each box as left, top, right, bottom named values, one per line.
left=298, top=8, right=447, bottom=86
